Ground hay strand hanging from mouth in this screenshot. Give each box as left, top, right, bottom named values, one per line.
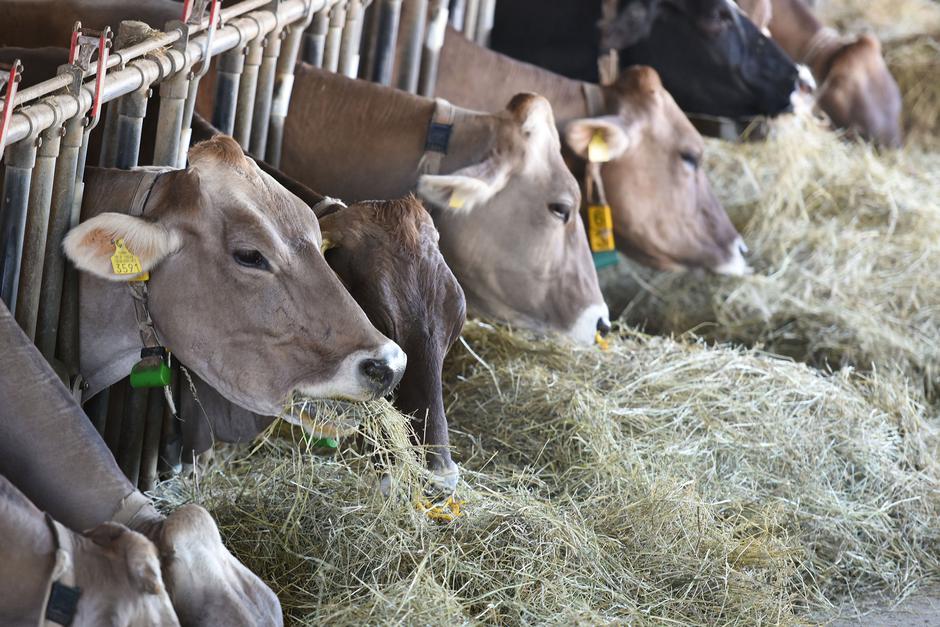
left=156, top=322, right=940, bottom=625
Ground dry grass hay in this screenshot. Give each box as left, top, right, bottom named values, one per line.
left=817, top=0, right=940, bottom=42
left=604, top=115, right=940, bottom=402
left=885, top=36, right=940, bottom=148
left=156, top=323, right=940, bottom=625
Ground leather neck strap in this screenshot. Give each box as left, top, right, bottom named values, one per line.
left=419, top=98, right=457, bottom=176
left=41, top=514, right=80, bottom=627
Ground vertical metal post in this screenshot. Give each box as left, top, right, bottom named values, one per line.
left=139, top=389, right=164, bottom=492
left=397, top=0, right=428, bottom=93
left=0, top=140, right=38, bottom=314
left=153, top=71, right=189, bottom=167
left=15, top=126, right=63, bottom=340
left=267, top=6, right=316, bottom=166
left=85, top=390, right=110, bottom=436
left=36, top=114, right=83, bottom=361
left=115, top=87, right=150, bottom=170
left=463, top=0, right=479, bottom=40
left=360, top=0, right=381, bottom=78
left=234, top=37, right=264, bottom=151
left=178, top=0, right=221, bottom=167
left=323, top=2, right=347, bottom=73
left=448, top=0, right=466, bottom=30
left=303, top=8, right=331, bottom=67
left=419, top=0, right=448, bottom=97
left=104, top=378, right=128, bottom=453
left=474, top=0, right=494, bottom=46
left=339, top=0, right=365, bottom=78
left=213, top=48, right=245, bottom=135
left=370, top=0, right=402, bottom=85
left=158, top=367, right=182, bottom=478
left=118, top=386, right=149, bottom=486
left=250, top=4, right=284, bottom=158
left=97, top=101, right=121, bottom=167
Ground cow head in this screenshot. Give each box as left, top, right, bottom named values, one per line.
left=77, top=522, right=180, bottom=626
left=320, top=197, right=467, bottom=490
left=815, top=34, right=902, bottom=148
left=611, top=0, right=799, bottom=118
left=418, top=94, right=610, bottom=346
left=563, top=67, right=748, bottom=274
left=64, top=136, right=406, bottom=416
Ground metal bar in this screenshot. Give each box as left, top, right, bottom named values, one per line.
left=139, top=390, right=164, bottom=492
left=0, top=60, right=22, bottom=155
left=158, top=367, right=182, bottom=478
left=3, top=0, right=312, bottom=147
left=85, top=389, right=110, bottom=436
left=339, top=0, right=365, bottom=78
left=463, top=0, right=479, bottom=40
left=266, top=14, right=312, bottom=166
left=153, top=71, right=189, bottom=166
left=370, top=0, right=402, bottom=85
left=250, top=5, right=284, bottom=158
left=303, top=8, right=330, bottom=66
left=213, top=49, right=245, bottom=135
left=397, top=0, right=428, bottom=93
left=323, top=2, right=346, bottom=73
left=0, top=141, right=38, bottom=313
left=115, top=87, right=150, bottom=170
left=448, top=0, right=466, bottom=30
left=104, top=378, right=127, bottom=453
left=360, top=0, right=381, bottom=78
left=35, top=115, right=84, bottom=360
left=118, top=386, right=149, bottom=486
left=418, top=0, right=448, bottom=97
left=474, top=0, right=494, bottom=46
left=15, top=126, right=62, bottom=340
left=178, top=0, right=221, bottom=167
left=234, top=37, right=264, bottom=150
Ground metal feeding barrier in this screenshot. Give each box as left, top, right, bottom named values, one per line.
left=0, top=0, right=492, bottom=489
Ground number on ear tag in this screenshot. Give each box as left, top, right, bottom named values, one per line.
left=587, top=204, right=616, bottom=253
left=110, top=239, right=144, bottom=277
left=449, top=192, right=465, bottom=210
left=588, top=131, right=610, bottom=163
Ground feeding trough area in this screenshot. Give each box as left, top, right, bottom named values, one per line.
left=0, top=0, right=938, bottom=624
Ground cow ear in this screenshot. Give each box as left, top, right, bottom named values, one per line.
left=124, top=537, right=165, bottom=595
left=563, top=116, right=633, bottom=162
left=63, top=213, right=181, bottom=281
left=418, top=158, right=511, bottom=212
left=317, top=211, right=348, bottom=253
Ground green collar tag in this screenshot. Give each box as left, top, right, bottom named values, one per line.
left=592, top=250, right=620, bottom=269
left=130, top=349, right=172, bottom=388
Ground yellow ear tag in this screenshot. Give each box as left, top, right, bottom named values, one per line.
left=587, top=204, right=616, bottom=253
left=588, top=130, right=610, bottom=163
left=110, top=238, right=148, bottom=281
left=448, top=192, right=465, bottom=210
left=320, top=238, right=333, bottom=255
left=595, top=331, right=610, bottom=352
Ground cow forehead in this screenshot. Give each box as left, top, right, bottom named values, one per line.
left=201, top=165, right=320, bottom=241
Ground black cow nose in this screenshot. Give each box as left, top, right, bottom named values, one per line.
left=596, top=318, right=611, bottom=337
left=360, top=358, right=395, bottom=390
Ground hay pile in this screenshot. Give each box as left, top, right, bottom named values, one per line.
left=157, top=323, right=940, bottom=624
left=603, top=115, right=940, bottom=402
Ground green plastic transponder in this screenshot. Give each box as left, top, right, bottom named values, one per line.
left=130, top=359, right=172, bottom=388
left=312, top=437, right=339, bottom=449
left=593, top=250, right=620, bottom=269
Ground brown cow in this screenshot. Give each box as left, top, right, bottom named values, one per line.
left=739, top=0, right=903, bottom=147
left=267, top=65, right=610, bottom=345
left=180, top=115, right=467, bottom=490
left=65, top=136, right=407, bottom=415
left=0, top=474, right=179, bottom=627
left=437, top=27, right=749, bottom=275
left=0, top=301, right=281, bottom=625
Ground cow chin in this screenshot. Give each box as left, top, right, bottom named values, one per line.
left=294, top=342, right=408, bottom=403
left=567, top=303, right=611, bottom=346
left=710, top=237, right=753, bottom=276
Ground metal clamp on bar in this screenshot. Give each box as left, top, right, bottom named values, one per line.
left=69, top=23, right=113, bottom=130
left=0, top=60, right=23, bottom=158
left=190, top=0, right=221, bottom=80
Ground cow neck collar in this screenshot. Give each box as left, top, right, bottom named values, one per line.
left=124, top=170, right=166, bottom=358
left=419, top=98, right=458, bottom=176
left=40, top=514, right=80, bottom=627
left=581, top=83, right=607, bottom=118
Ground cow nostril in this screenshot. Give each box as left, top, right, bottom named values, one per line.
left=596, top=318, right=612, bottom=337
left=360, top=358, right=394, bottom=389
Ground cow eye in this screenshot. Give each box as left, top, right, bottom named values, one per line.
left=548, top=202, right=572, bottom=223
left=233, top=249, right=271, bottom=271
left=680, top=151, right=700, bottom=170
